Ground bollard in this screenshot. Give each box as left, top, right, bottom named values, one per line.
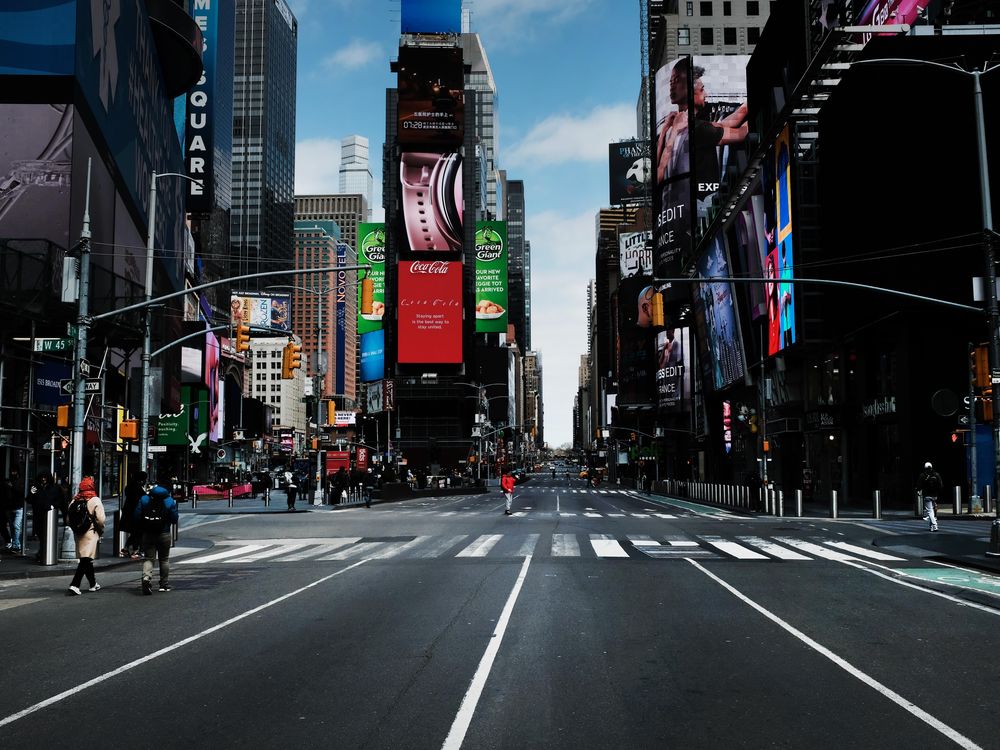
left=264, top=487, right=270, bottom=508
left=987, top=519, right=1000, bottom=557
left=191, top=489, right=198, bottom=509
left=831, top=489, right=838, bottom=519
left=227, top=487, right=234, bottom=509
left=171, top=520, right=178, bottom=547
left=758, top=486, right=764, bottom=513
left=777, top=489, right=784, bottom=517
left=114, top=510, right=127, bottom=556
left=795, top=489, right=803, bottom=518
left=43, top=507, right=59, bottom=565
left=986, top=485, right=993, bottom=514
left=953, top=486, right=961, bottom=516
left=873, top=490, right=882, bottom=520
left=914, top=490, right=923, bottom=519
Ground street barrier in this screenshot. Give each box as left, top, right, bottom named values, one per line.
left=831, top=490, right=839, bottom=519
left=777, top=489, right=784, bottom=518
left=873, top=489, right=882, bottom=520
left=43, top=507, right=58, bottom=566
left=953, top=486, right=962, bottom=516
left=795, top=489, right=803, bottom=517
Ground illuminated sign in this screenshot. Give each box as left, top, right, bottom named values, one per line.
left=397, top=261, right=463, bottom=364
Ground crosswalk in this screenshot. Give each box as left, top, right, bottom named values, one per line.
left=177, top=533, right=908, bottom=566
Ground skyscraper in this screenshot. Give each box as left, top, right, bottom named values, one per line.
left=506, top=179, right=529, bottom=349
left=338, top=135, right=373, bottom=214
left=461, top=33, right=500, bottom=219
left=231, top=0, right=298, bottom=291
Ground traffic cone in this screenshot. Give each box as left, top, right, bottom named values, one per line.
left=988, top=519, right=1000, bottom=558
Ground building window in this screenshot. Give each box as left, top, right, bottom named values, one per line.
left=700, top=27, right=714, bottom=45
left=723, top=1, right=732, bottom=15
left=678, top=27, right=690, bottom=45
left=747, top=26, right=760, bottom=44
left=747, top=0, right=760, bottom=14
left=686, top=1, right=694, bottom=14
left=700, top=1, right=713, bottom=14
left=724, top=26, right=737, bottom=44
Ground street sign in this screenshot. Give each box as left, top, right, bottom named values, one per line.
left=33, top=337, right=73, bottom=353
left=148, top=445, right=167, bottom=453
left=60, top=379, right=101, bottom=394
left=60, top=379, right=73, bottom=394
left=958, top=415, right=971, bottom=426
left=79, top=359, right=91, bottom=377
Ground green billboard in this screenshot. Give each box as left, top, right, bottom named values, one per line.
left=357, top=223, right=386, bottom=334
left=475, top=221, right=508, bottom=333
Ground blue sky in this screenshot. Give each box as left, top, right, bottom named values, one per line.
left=290, top=0, right=641, bottom=447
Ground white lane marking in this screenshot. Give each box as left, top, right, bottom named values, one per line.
left=413, top=535, right=469, bottom=559
left=701, top=537, right=769, bottom=560
left=668, top=540, right=699, bottom=547
left=628, top=535, right=660, bottom=547
left=585, top=507, right=596, bottom=511
left=737, top=537, right=811, bottom=561
left=560, top=512, right=577, bottom=517
left=511, top=511, right=527, bottom=517
left=838, top=559, right=1000, bottom=614
left=778, top=538, right=855, bottom=561
left=0, top=560, right=370, bottom=730
left=584, top=512, right=602, bottom=518
left=607, top=513, right=625, bottom=518
left=551, top=534, right=580, bottom=557
left=0, top=598, right=44, bottom=612
left=442, top=555, right=533, bottom=750
left=653, top=513, right=677, bottom=519
left=590, top=534, right=630, bottom=558
left=319, top=542, right=387, bottom=561
left=274, top=540, right=361, bottom=561
left=226, top=543, right=314, bottom=563
left=825, top=541, right=904, bottom=561
left=517, top=534, right=540, bottom=557
left=368, top=537, right=430, bottom=560
left=457, top=534, right=504, bottom=557
left=630, top=514, right=651, bottom=518
left=180, top=544, right=268, bottom=565
left=686, top=559, right=984, bottom=750
left=180, top=515, right=245, bottom=531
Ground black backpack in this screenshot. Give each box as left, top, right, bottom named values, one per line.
left=140, top=494, right=165, bottom=531
left=67, top=498, right=93, bottom=535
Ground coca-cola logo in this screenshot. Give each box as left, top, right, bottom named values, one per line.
left=476, top=243, right=503, bottom=262
left=409, top=260, right=451, bottom=274
left=365, top=247, right=385, bottom=263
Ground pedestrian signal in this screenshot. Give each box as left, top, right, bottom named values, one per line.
left=57, top=404, right=70, bottom=428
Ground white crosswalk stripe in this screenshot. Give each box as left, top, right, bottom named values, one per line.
left=590, top=534, right=630, bottom=558
left=824, top=541, right=905, bottom=561
left=551, top=533, right=580, bottom=557
left=700, top=536, right=769, bottom=560
left=457, top=534, right=504, bottom=557
left=736, top=536, right=811, bottom=561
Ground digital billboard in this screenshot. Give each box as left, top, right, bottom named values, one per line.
left=397, top=261, right=463, bottom=364
left=230, top=293, right=291, bottom=332
left=656, top=327, right=691, bottom=413
left=401, top=0, right=462, bottom=34
left=609, top=140, right=651, bottom=206
left=653, top=57, right=693, bottom=281
left=767, top=124, right=796, bottom=355
left=619, top=231, right=653, bottom=279
left=399, top=150, right=464, bottom=253
left=475, top=221, right=508, bottom=333
left=0, top=3, right=75, bottom=75
left=205, top=331, right=222, bottom=443
left=357, top=223, right=386, bottom=334
left=397, top=47, right=465, bottom=149
left=617, top=276, right=657, bottom=406
left=694, top=236, right=746, bottom=391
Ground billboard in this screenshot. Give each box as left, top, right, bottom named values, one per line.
left=693, top=236, right=746, bottom=391
left=205, top=331, right=222, bottom=443
left=619, top=231, right=653, bottom=279
left=335, top=242, right=349, bottom=394
left=767, top=125, right=796, bottom=355
left=609, top=140, right=651, bottom=206
left=401, top=0, right=462, bottom=34
left=0, top=4, right=75, bottom=75
left=357, top=223, right=386, bottom=334
left=399, top=150, right=464, bottom=253
left=653, top=57, right=693, bottom=280
left=230, top=293, right=292, bottom=332
left=475, top=221, right=509, bottom=333
left=361, top=331, right=385, bottom=383
left=397, top=260, right=463, bottom=364
left=397, top=47, right=465, bottom=148
left=616, top=276, right=657, bottom=406
left=656, top=327, right=691, bottom=413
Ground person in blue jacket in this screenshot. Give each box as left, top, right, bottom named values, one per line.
left=132, top=484, right=180, bottom=595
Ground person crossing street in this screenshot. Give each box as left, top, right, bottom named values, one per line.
left=501, top=471, right=516, bottom=516
left=133, top=484, right=179, bottom=594
left=917, top=461, right=943, bottom=532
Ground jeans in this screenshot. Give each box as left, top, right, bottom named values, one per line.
left=504, top=491, right=513, bottom=512
left=924, top=498, right=938, bottom=530
left=141, top=531, right=172, bottom=585
left=9, top=506, right=23, bottom=550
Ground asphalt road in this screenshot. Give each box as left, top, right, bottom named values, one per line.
left=1, top=474, right=999, bottom=749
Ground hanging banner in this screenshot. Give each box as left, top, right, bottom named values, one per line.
left=475, top=221, right=508, bottom=333
left=357, top=223, right=386, bottom=335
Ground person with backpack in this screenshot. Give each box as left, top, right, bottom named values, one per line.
left=501, top=471, right=516, bottom=516
left=66, top=476, right=105, bottom=595
left=132, top=484, right=179, bottom=594
left=120, top=471, right=147, bottom=558
left=917, top=461, right=943, bottom=532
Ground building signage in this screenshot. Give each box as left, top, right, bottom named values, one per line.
left=366, top=380, right=384, bottom=414
left=862, top=396, right=896, bottom=420
left=334, top=411, right=357, bottom=427
left=619, top=231, right=652, bottom=279
left=384, top=379, right=396, bottom=412
left=397, top=261, right=463, bottom=364
left=357, top=223, right=386, bottom=334
left=608, top=139, right=651, bottom=206
left=475, top=221, right=508, bottom=333
left=230, top=293, right=291, bottom=332
left=655, top=327, right=691, bottom=412
left=336, top=242, right=349, bottom=394
left=184, top=0, right=217, bottom=211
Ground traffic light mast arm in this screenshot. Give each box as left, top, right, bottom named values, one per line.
left=149, top=323, right=272, bottom=359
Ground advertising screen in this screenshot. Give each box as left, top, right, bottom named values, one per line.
left=656, top=327, right=691, bottom=413
left=397, top=47, right=465, bottom=149
left=475, top=221, right=509, bottom=333
left=357, top=223, right=386, bottom=334
left=399, top=150, right=464, bottom=253
left=693, top=237, right=746, bottom=391
left=653, top=57, right=693, bottom=281
left=619, top=231, right=653, bottom=279
left=361, top=329, right=385, bottom=384
left=397, top=261, right=463, bottom=364
left=766, top=125, right=796, bottom=356
left=205, top=331, right=222, bottom=442
left=617, top=275, right=657, bottom=406
left=401, top=0, right=462, bottom=34
left=230, top=293, right=292, bottom=332
left=609, top=140, right=651, bottom=206
left=335, top=242, right=349, bottom=394
left=0, top=4, right=75, bottom=75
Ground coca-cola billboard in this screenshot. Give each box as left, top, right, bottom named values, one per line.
left=397, top=261, right=463, bottom=364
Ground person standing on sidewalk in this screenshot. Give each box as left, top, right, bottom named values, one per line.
left=917, top=461, right=943, bottom=532
left=132, top=484, right=179, bottom=594
left=501, top=471, right=516, bottom=516
left=66, top=477, right=105, bottom=595
left=30, top=473, right=62, bottom=562
left=2, top=470, right=23, bottom=554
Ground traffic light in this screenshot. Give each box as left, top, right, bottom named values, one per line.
left=630, top=431, right=637, bottom=442
left=281, top=341, right=293, bottom=379
left=56, top=404, right=69, bottom=428
left=236, top=322, right=251, bottom=352
left=119, top=419, right=138, bottom=440
left=361, top=276, right=374, bottom=315
left=971, top=344, right=990, bottom=389
left=288, top=341, right=302, bottom=372
left=650, top=291, right=664, bottom=327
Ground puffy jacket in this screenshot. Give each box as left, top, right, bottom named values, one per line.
left=132, top=485, right=179, bottom=534
left=501, top=474, right=515, bottom=493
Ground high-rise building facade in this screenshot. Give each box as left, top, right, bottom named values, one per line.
left=292, top=221, right=341, bottom=400
left=506, top=180, right=529, bottom=349
left=461, top=33, right=500, bottom=219
left=295, top=194, right=367, bottom=258
left=656, top=0, right=769, bottom=61
left=338, top=135, right=373, bottom=214
left=248, top=335, right=305, bottom=433
left=231, top=0, right=298, bottom=291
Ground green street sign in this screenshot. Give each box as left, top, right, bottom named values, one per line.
left=33, top=338, right=73, bottom=353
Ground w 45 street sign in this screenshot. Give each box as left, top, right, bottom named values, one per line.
left=33, top=337, right=73, bottom=353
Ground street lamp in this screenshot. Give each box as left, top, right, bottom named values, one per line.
left=140, top=171, right=203, bottom=478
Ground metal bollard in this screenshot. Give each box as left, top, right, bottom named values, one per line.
left=758, top=486, right=764, bottom=513
left=43, top=507, right=59, bottom=565
left=953, top=486, right=961, bottom=516
left=914, top=490, right=923, bottom=519
left=114, top=510, right=127, bottom=556
left=873, top=490, right=882, bottom=519
left=831, top=490, right=839, bottom=519
left=191, top=489, right=198, bottom=509
left=171, top=520, right=178, bottom=546
left=777, top=489, right=784, bottom=517
left=795, top=489, right=803, bottom=518
left=227, top=487, right=234, bottom=509
left=985, top=485, right=993, bottom=514
left=264, top=487, right=270, bottom=508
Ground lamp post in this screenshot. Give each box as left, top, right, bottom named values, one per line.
left=140, top=171, right=202, bottom=478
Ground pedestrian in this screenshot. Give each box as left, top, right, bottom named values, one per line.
left=66, top=476, right=105, bottom=595
left=334, top=467, right=349, bottom=504
left=917, top=461, right=943, bottom=532
left=3, top=469, right=24, bottom=554
left=286, top=474, right=298, bottom=511
left=501, top=470, right=516, bottom=516
left=132, top=484, right=179, bottom=594
left=120, top=471, right=147, bottom=558
left=29, top=473, right=62, bottom=562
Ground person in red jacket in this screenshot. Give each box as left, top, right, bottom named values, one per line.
left=500, top=472, right=516, bottom=516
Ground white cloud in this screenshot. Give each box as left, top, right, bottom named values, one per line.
left=294, top=138, right=341, bottom=194
left=506, top=104, right=635, bottom=169
left=526, top=210, right=596, bottom=446
left=471, top=0, right=595, bottom=38
left=323, top=39, right=382, bottom=72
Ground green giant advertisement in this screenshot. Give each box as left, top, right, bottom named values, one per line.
left=475, top=221, right=508, bottom=333
left=357, top=223, right=386, bottom=334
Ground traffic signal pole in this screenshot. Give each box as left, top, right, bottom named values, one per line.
left=70, top=159, right=93, bottom=492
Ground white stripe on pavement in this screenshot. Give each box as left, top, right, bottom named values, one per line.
left=180, top=544, right=268, bottom=565
left=226, top=543, right=315, bottom=563
left=551, top=534, right=580, bottom=557
left=584, top=512, right=601, bottom=518
left=413, top=535, right=468, bottom=558
left=737, top=537, right=811, bottom=561
left=701, top=537, right=769, bottom=560
left=824, top=541, right=904, bottom=561
left=457, top=534, right=504, bottom=557
left=368, top=537, right=430, bottom=560
left=590, top=534, right=630, bottom=558
left=516, top=534, right=540, bottom=557
left=273, top=540, right=361, bottom=561
left=778, top=538, right=855, bottom=561
left=318, top=542, right=387, bottom=561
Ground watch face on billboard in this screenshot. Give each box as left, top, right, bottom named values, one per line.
left=397, top=46, right=465, bottom=148
left=397, top=261, right=463, bottom=364
left=358, top=223, right=386, bottom=334
left=475, top=221, right=508, bottom=333
left=399, top=150, right=463, bottom=254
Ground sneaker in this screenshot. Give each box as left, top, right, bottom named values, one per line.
left=67, top=586, right=82, bottom=596
left=931, top=526, right=939, bottom=532
left=158, top=583, right=172, bottom=592
left=88, top=584, right=101, bottom=592
left=504, top=509, right=512, bottom=515
left=142, top=579, right=153, bottom=596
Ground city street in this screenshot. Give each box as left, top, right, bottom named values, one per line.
left=1, top=475, right=999, bottom=749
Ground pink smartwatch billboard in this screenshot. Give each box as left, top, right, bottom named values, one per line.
left=357, top=223, right=386, bottom=335
left=475, top=221, right=508, bottom=333
left=399, top=150, right=463, bottom=253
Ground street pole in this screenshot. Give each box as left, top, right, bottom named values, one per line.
left=70, top=159, right=93, bottom=492
left=139, top=170, right=157, bottom=478
left=315, top=287, right=324, bottom=503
